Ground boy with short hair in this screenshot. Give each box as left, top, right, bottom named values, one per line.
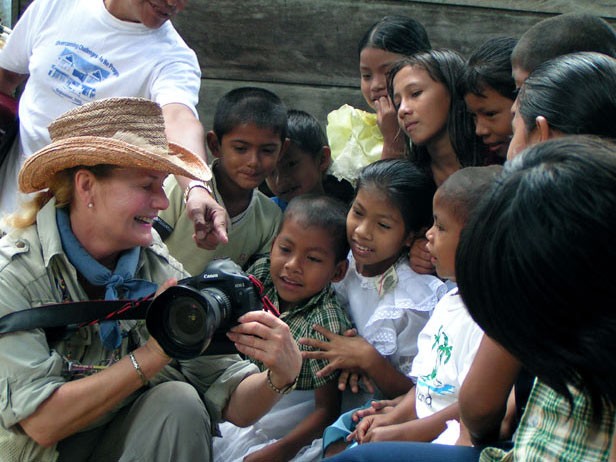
left=214, top=194, right=353, bottom=462
left=157, top=87, right=288, bottom=275
left=510, top=12, right=616, bottom=88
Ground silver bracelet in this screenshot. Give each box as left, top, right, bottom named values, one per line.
left=128, top=351, right=148, bottom=387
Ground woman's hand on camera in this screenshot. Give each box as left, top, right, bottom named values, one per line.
left=227, top=310, right=301, bottom=384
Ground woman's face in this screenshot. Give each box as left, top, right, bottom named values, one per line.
left=359, top=47, right=404, bottom=111
left=392, top=65, right=451, bottom=147
left=85, top=167, right=169, bottom=257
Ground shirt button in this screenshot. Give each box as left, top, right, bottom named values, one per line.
left=15, top=240, right=25, bottom=248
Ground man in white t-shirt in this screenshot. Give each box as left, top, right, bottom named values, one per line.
left=0, top=0, right=227, bottom=248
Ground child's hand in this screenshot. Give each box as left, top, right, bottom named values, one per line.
left=409, top=237, right=435, bottom=274
left=349, top=412, right=395, bottom=444
left=352, top=399, right=397, bottom=422
left=338, top=370, right=375, bottom=394
left=299, top=324, right=377, bottom=378
left=375, top=96, right=407, bottom=160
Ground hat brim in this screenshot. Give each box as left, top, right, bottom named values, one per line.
left=19, top=136, right=212, bottom=193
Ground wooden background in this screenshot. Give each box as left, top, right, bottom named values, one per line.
left=14, top=0, right=616, bottom=132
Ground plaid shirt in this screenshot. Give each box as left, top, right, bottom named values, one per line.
left=247, top=256, right=352, bottom=390
left=481, top=379, right=615, bottom=462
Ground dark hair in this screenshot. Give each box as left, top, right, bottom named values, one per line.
left=517, top=52, right=616, bottom=139
left=283, top=194, right=350, bottom=262
left=356, top=159, right=435, bottom=235
left=358, top=15, right=431, bottom=57
left=286, top=109, right=327, bottom=161
left=213, top=87, right=287, bottom=142
left=459, top=36, right=517, bottom=101
left=511, top=13, right=616, bottom=74
left=437, top=165, right=503, bottom=224
left=387, top=49, right=482, bottom=172
left=456, top=135, right=616, bottom=419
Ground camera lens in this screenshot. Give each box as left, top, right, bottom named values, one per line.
left=165, top=296, right=208, bottom=346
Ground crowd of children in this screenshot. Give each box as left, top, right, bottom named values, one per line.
left=1, top=6, right=616, bottom=462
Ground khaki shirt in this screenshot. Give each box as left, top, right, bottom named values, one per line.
left=0, top=199, right=257, bottom=461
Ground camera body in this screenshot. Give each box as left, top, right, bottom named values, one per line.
left=146, top=258, right=261, bottom=359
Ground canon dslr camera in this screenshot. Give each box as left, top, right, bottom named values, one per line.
left=147, top=258, right=261, bottom=359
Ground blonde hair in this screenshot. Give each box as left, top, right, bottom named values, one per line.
left=7, top=133, right=157, bottom=229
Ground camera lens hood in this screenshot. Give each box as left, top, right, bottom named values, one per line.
left=146, top=284, right=223, bottom=359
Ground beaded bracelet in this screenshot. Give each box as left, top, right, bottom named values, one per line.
left=266, top=369, right=298, bottom=395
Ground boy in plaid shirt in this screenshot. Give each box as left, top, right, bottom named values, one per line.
left=214, top=194, right=352, bottom=462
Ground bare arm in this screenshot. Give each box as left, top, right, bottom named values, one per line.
left=19, top=340, right=170, bottom=447
left=161, top=103, right=228, bottom=249
left=244, top=381, right=342, bottom=462
left=0, top=67, right=27, bottom=97
left=458, top=335, right=522, bottom=445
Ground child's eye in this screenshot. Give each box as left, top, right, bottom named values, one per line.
left=378, top=222, right=391, bottom=230
left=307, top=256, right=323, bottom=263
left=352, top=208, right=364, bottom=217
left=361, top=73, right=372, bottom=80
left=287, top=160, right=299, bottom=168
left=485, top=111, right=497, bottom=118
left=278, top=245, right=291, bottom=253
left=411, top=90, right=423, bottom=98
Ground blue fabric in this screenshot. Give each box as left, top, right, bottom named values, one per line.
left=324, top=442, right=482, bottom=462
left=56, top=207, right=158, bottom=350
left=323, top=404, right=366, bottom=452
left=270, top=196, right=288, bottom=211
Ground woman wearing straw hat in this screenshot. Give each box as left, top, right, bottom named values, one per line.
left=0, top=97, right=301, bottom=462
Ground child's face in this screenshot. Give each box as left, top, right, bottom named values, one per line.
left=392, top=65, right=451, bottom=147
left=464, top=87, right=514, bottom=160
left=265, top=144, right=327, bottom=203
left=209, top=123, right=284, bottom=192
left=359, top=47, right=404, bottom=110
left=426, top=191, right=463, bottom=281
left=512, top=65, right=530, bottom=90
left=270, top=218, right=346, bottom=311
left=347, top=186, right=412, bottom=277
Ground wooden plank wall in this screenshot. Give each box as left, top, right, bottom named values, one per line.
left=15, top=0, right=616, bottom=133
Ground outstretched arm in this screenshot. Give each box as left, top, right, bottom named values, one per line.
left=162, top=103, right=229, bottom=249
left=300, top=324, right=413, bottom=398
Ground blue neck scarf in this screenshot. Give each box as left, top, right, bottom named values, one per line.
left=56, top=207, right=157, bottom=350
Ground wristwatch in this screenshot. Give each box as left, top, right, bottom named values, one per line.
left=183, top=180, right=213, bottom=204
left=266, top=369, right=298, bottom=395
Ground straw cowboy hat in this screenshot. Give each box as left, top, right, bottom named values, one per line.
left=18, top=97, right=211, bottom=193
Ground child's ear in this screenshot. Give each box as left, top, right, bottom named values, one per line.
left=331, top=258, right=349, bottom=283
left=206, top=131, right=221, bottom=158
left=535, top=116, right=552, bottom=142
left=319, top=146, right=332, bottom=173
left=278, top=138, right=291, bottom=160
